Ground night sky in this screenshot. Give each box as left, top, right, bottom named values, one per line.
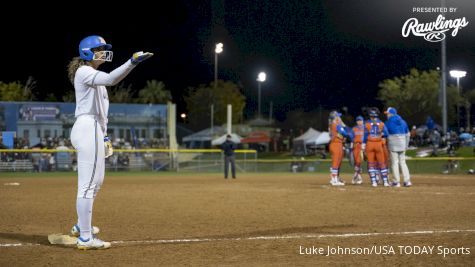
left=2, top=0, right=474, bottom=121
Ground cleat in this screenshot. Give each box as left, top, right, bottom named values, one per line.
left=71, top=224, right=100, bottom=237
left=77, top=237, right=111, bottom=250
left=383, top=182, right=390, bottom=187
left=391, top=182, right=401, bottom=187
left=372, top=182, right=378, bottom=187
left=404, top=181, right=412, bottom=187
left=337, top=177, right=345, bottom=185
left=330, top=180, right=345, bottom=186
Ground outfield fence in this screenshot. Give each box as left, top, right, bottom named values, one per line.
left=0, top=149, right=474, bottom=174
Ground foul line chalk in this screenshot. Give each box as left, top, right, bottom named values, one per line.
left=0, top=243, right=39, bottom=247
left=112, top=229, right=475, bottom=245
left=1, top=229, right=474, bottom=248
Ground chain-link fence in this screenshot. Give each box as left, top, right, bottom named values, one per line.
left=1, top=149, right=474, bottom=174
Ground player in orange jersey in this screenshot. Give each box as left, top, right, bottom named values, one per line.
left=351, top=116, right=365, bottom=184
left=328, top=111, right=351, bottom=186
left=362, top=109, right=390, bottom=187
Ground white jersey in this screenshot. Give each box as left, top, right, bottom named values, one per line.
left=74, top=60, right=135, bottom=132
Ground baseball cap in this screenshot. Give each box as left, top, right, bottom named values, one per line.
left=329, top=111, right=342, bottom=119
left=356, top=116, right=364, bottom=121
left=384, top=107, right=397, bottom=115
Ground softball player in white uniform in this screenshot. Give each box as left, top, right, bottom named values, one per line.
left=68, top=35, right=153, bottom=250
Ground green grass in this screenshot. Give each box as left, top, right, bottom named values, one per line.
left=455, top=146, right=475, bottom=157
left=257, top=152, right=326, bottom=160
left=406, top=146, right=475, bottom=158
left=1, top=159, right=473, bottom=177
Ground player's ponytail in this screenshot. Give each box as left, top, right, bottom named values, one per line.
left=67, top=57, right=88, bottom=84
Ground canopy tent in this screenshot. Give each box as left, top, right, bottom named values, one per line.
left=211, top=133, right=242, bottom=146
left=240, top=131, right=271, bottom=143
left=240, top=131, right=271, bottom=152
left=293, top=127, right=321, bottom=142
left=312, top=131, right=330, bottom=145
left=293, top=128, right=330, bottom=155
left=182, top=126, right=225, bottom=148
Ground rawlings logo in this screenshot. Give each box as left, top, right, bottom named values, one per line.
left=402, top=14, right=468, bottom=42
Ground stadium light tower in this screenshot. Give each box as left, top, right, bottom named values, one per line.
left=211, top=43, right=223, bottom=134
left=214, top=43, right=223, bottom=89
left=450, top=70, right=467, bottom=128
left=257, top=72, right=266, bottom=118
left=450, top=70, right=467, bottom=89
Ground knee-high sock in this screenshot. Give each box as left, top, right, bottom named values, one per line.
left=330, top=168, right=338, bottom=181
left=380, top=168, right=389, bottom=183
left=368, top=162, right=378, bottom=184
left=353, top=165, right=361, bottom=177
left=369, top=168, right=377, bottom=184
left=76, top=197, right=94, bottom=240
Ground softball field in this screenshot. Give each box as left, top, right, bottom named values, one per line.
left=0, top=172, right=474, bottom=266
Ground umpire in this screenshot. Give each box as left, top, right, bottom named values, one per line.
left=221, top=134, right=237, bottom=179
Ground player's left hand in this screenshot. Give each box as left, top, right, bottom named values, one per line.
left=104, top=136, right=113, bottom=158
left=131, top=51, right=154, bottom=65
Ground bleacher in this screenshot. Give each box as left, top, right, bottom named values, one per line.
left=0, top=159, right=34, bottom=172
left=55, top=152, right=72, bottom=171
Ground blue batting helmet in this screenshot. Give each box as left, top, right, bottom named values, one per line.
left=329, top=111, right=342, bottom=120
left=79, top=35, right=112, bottom=61
left=369, top=110, right=378, bottom=117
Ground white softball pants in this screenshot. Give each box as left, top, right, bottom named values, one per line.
left=71, top=115, right=105, bottom=199
left=390, top=150, right=411, bottom=184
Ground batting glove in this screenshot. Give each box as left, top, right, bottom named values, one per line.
left=104, top=136, right=113, bottom=158
left=361, top=143, right=366, bottom=151
left=131, top=51, right=154, bottom=65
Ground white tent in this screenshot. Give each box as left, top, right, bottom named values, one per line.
left=183, top=126, right=225, bottom=148
left=312, top=131, right=330, bottom=145
left=293, top=128, right=330, bottom=155
left=211, top=133, right=242, bottom=146
left=294, top=127, right=321, bottom=142
left=293, top=128, right=330, bottom=146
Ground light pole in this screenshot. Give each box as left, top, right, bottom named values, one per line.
left=180, top=113, right=187, bottom=123
left=257, top=72, right=266, bottom=119
left=450, top=70, right=467, bottom=129
left=214, top=43, right=223, bottom=89
left=212, top=43, right=223, bottom=134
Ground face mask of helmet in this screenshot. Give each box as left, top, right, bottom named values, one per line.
left=93, top=50, right=113, bottom=62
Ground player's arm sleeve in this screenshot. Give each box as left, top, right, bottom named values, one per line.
left=347, top=127, right=354, bottom=141
left=99, top=118, right=108, bottom=134
left=336, top=125, right=348, bottom=137
left=80, top=60, right=136, bottom=87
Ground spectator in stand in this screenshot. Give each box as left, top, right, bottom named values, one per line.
left=410, top=125, right=417, bottom=147
left=426, top=116, right=435, bottom=131
left=430, top=129, right=441, bottom=156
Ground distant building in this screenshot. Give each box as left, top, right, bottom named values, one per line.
left=0, top=101, right=167, bottom=146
